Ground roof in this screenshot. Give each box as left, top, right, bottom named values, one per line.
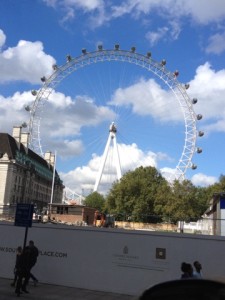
left=0, top=132, right=50, bottom=167
left=0, top=133, right=62, bottom=183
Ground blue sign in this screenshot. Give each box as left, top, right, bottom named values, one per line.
left=14, top=204, right=34, bottom=227
left=220, top=196, right=225, bottom=209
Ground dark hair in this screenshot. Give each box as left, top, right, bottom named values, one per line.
left=194, top=261, right=200, bottom=267
left=181, top=262, right=187, bottom=272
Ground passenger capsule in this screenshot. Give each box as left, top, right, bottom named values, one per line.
left=31, top=90, right=37, bottom=96
left=66, top=55, right=72, bottom=62
left=197, top=148, right=202, bottom=153
left=197, top=114, right=203, bottom=120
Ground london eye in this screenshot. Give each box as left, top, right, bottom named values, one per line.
left=25, top=45, right=203, bottom=194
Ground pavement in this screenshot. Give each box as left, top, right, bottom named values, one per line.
left=0, top=277, right=138, bottom=300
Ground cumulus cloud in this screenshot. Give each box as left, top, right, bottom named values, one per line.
left=0, top=91, right=32, bottom=133
left=188, top=62, right=225, bottom=133
left=191, top=173, right=217, bottom=187
left=109, top=77, right=182, bottom=122
left=0, top=33, right=55, bottom=83
left=60, top=142, right=163, bottom=195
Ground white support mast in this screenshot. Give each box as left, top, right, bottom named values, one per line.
left=94, top=122, right=122, bottom=192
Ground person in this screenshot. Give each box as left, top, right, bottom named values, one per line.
left=27, top=240, right=39, bottom=285
left=193, top=261, right=202, bottom=278
left=11, top=246, right=23, bottom=287
left=15, top=246, right=31, bottom=296
left=180, top=262, right=193, bottom=279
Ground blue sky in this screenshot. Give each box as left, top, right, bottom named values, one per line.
left=1, top=0, right=225, bottom=196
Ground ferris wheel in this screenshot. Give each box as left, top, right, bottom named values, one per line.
left=25, top=44, right=203, bottom=192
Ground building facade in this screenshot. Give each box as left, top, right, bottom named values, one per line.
left=0, top=126, right=64, bottom=216
left=204, top=192, right=225, bottom=236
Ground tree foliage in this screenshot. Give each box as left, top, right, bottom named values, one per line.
left=105, top=166, right=216, bottom=223
left=84, top=191, right=105, bottom=211
left=106, top=166, right=170, bottom=222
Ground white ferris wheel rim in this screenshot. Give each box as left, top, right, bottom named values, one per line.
left=28, top=47, right=199, bottom=180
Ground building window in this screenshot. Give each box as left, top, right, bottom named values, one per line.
left=57, top=206, right=63, bottom=214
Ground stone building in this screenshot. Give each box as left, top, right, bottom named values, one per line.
left=0, top=126, right=64, bottom=217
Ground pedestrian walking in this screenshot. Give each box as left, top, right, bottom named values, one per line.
left=15, top=246, right=30, bottom=296
left=27, top=240, right=39, bottom=285
left=11, top=246, right=22, bottom=287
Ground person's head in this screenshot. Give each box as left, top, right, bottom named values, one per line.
left=194, top=261, right=202, bottom=272
left=17, top=246, right=22, bottom=253
left=181, top=262, right=193, bottom=276
left=29, top=240, right=34, bottom=247
left=181, top=262, right=187, bottom=273
left=186, top=263, right=193, bottom=276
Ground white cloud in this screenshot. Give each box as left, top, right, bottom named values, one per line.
left=60, top=142, right=161, bottom=195
left=191, top=173, right=217, bottom=187
left=43, top=0, right=225, bottom=29
left=41, top=91, right=116, bottom=135
left=44, top=0, right=106, bottom=26
left=0, top=29, right=6, bottom=48
left=44, top=0, right=103, bottom=10
left=124, top=0, right=225, bottom=24
left=110, top=77, right=182, bottom=122
left=188, top=62, right=225, bottom=133
left=179, top=0, right=225, bottom=24
left=0, top=36, right=55, bottom=84
left=116, top=0, right=225, bottom=24
left=145, top=19, right=181, bottom=46
left=0, top=91, right=32, bottom=133
left=145, top=27, right=169, bottom=47
left=206, top=32, right=225, bottom=54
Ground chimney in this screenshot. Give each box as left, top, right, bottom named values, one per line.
left=50, top=153, right=55, bottom=166
left=45, top=151, right=56, bottom=167
left=20, top=132, right=30, bottom=148
left=44, top=151, right=52, bottom=165
left=12, top=126, right=22, bottom=143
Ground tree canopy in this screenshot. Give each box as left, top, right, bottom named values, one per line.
left=83, top=191, right=105, bottom=211
left=105, top=166, right=171, bottom=222
left=105, top=166, right=215, bottom=223
left=85, top=166, right=225, bottom=224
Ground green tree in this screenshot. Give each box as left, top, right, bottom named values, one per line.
left=204, top=174, right=225, bottom=201
left=84, top=191, right=105, bottom=211
left=106, top=166, right=171, bottom=222
left=163, top=180, right=209, bottom=223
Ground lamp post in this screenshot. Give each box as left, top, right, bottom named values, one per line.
left=50, top=151, right=56, bottom=204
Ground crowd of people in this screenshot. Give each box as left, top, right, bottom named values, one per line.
left=11, top=240, right=39, bottom=297
left=181, top=261, right=202, bottom=279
